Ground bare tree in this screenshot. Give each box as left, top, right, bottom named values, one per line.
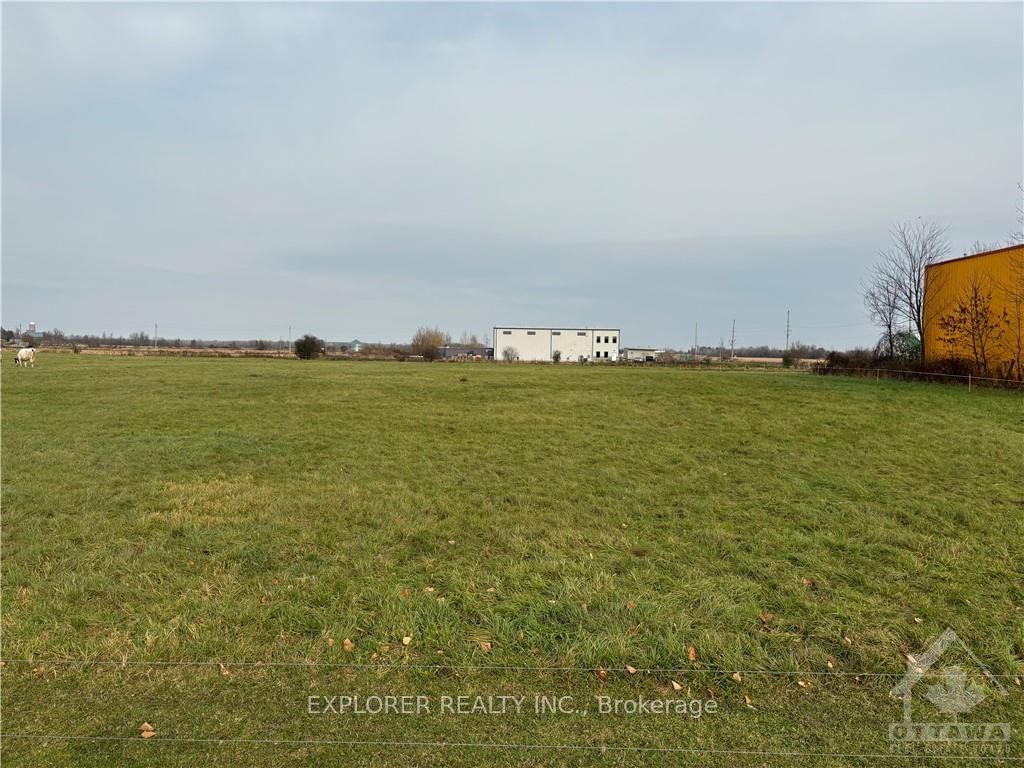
left=1009, top=181, right=1023, bottom=246
left=411, top=326, right=449, bottom=361
left=865, top=219, right=950, bottom=360
left=937, top=274, right=1009, bottom=376
left=864, top=268, right=901, bottom=358
left=501, top=346, right=518, bottom=362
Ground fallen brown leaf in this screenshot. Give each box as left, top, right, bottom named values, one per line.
left=625, top=664, right=637, bottom=675
left=402, top=636, right=412, bottom=646
left=687, top=645, right=699, bottom=663
left=798, top=680, right=811, bottom=689
left=343, top=638, right=355, bottom=652
left=401, top=587, right=411, bottom=600
left=627, top=626, right=638, bottom=637
left=140, top=722, right=155, bottom=739
left=597, top=668, right=609, bottom=682
left=327, top=637, right=335, bottom=647
left=480, top=641, right=492, bottom=653
left=744, top=694, right=753, bottom=706
left=626, top=600, right=637, bottom=611
left=758, top=611, right=774, bottom=624
left=732, top=671, right=742, bottom=683
left=219, top=663, right=230, bottom=677
left=671, top=680, right=683, bottom=691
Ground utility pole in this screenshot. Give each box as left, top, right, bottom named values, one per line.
left=693, top=323, right=698, bottom=360
left=785, top=310, right=791, bottom=351
left=730, top=319, right=736, bottom=361
left=154, top=323, right=158, bottom=349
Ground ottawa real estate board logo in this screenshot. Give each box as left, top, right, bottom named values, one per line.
left=889, top=628, right=1011, bottom=754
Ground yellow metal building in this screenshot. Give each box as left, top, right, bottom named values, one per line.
left=923, top=243, right=1024, bottom=378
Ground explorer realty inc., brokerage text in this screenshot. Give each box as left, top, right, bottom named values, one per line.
left=307, top=694, right=718, bottom=718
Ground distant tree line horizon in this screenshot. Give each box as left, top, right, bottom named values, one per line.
left=0, top=325, right=842, bottom=360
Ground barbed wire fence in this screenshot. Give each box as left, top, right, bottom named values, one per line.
left=3, top=657, right=1021, bottom=760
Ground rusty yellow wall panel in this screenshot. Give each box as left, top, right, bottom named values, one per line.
left=923, top=244, right=1024, bottom=371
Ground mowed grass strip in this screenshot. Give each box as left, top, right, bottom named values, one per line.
left=2, top=356, right=1022, bottom=765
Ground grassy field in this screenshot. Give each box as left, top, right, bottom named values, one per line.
left=2, top=355, right=1022, bottom=766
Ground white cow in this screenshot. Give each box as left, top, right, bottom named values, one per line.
left=15, top=347, right=36, bottom=367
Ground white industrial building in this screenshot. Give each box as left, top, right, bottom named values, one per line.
left=492, top=327, right=620, bottom=362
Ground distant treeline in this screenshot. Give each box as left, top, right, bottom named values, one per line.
left=0, top=327, right=412, bottom=356
left=731, top=343, right=829, bottom=358
left=2, top=327, right=289, bottom=349
left=2, top=328, right=828, bottom=359
left=669, top=343, right=830, bottom=359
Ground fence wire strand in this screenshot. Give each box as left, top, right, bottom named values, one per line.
left=3, top=658, right=1022, bottom=679
left=1, top=733, right=1021, bottom=761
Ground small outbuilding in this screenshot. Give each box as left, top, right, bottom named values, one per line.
left=622, top=347, right=664, bottom=363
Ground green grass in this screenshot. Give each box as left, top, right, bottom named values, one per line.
left=2, top=356, right=1022, bottom=766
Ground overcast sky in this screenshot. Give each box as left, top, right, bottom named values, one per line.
left=3, top=2, right=1022, bottom=349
